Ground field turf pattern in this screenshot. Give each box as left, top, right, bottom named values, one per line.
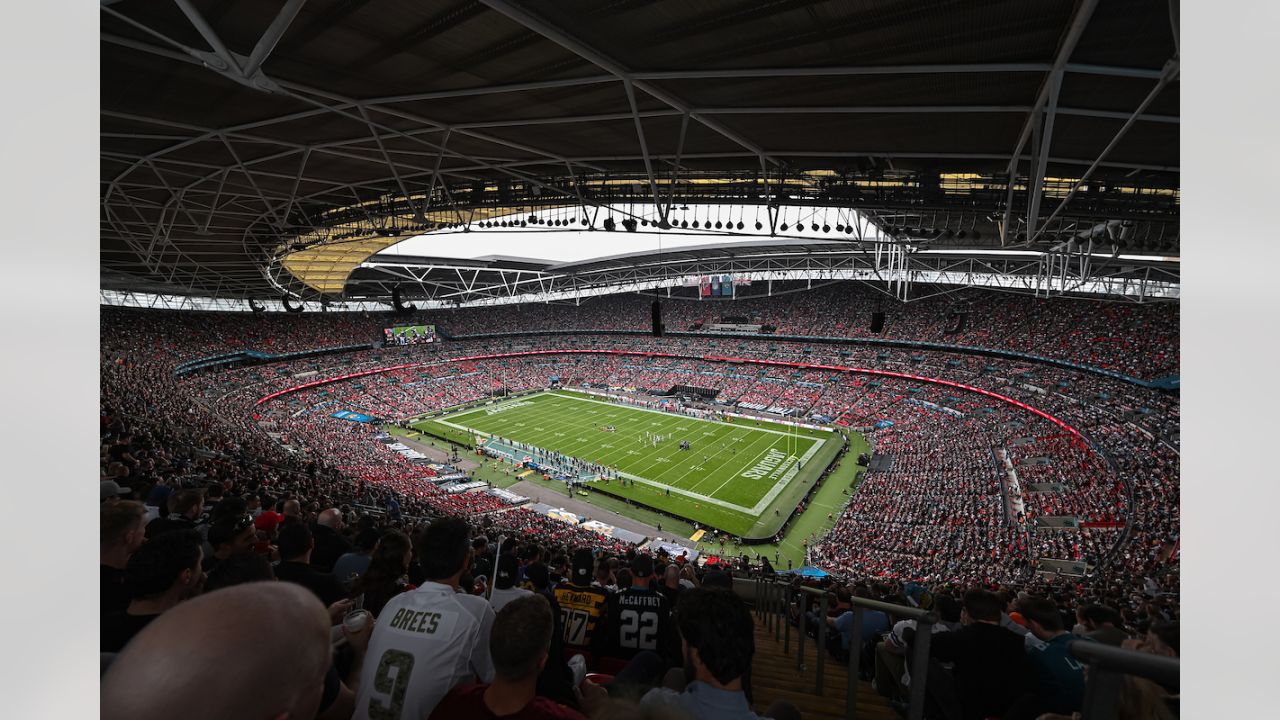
left=414, top=390, right=843, bottom=537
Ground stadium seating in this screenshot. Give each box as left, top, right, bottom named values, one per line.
left=101, top=286, right=1179, bottom=720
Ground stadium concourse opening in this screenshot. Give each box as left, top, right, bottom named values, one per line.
left=100, top=2, right=1181, bottom=719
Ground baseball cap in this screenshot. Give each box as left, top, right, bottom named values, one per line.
left=145, top=484, right=172, bottom=507
left=254, top=511, right=283, bottom=533
left=630, top=553, right=654, bottom=578
left=571, top=548, right=595, bottom=583
left=495, top=554, right=520, bottom=590
left=523, top=562, right=550, bottom=590
left=101, top=480, right=131, bottom=501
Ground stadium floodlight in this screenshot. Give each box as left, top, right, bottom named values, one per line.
left=622, top=218, right=638, bottom=232
left=603, top=217, right=617, bottom=231
left=736, top=221, right=744, bottom=230
left=822, top=224, right=831, bottom=233
left=780, top=223, right=789, bottom=231
left=755, top=221, right=763, bottom=230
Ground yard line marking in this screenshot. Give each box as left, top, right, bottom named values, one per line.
left=438, top=390, right=829, bottom=516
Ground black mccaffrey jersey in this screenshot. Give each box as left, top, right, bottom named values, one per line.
left=595, top=586, right=677, bottom=664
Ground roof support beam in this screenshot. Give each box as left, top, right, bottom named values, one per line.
left=172, top=0, right=243, bottom=75
left=200, top=167, right=229, bottom=233
left=1028, top=58, right=1180, bottom=245
left=365, top=104, right=609, bottom=174
left=664, top=113, right=691, bottom=220
left=1005, top=0, right=1101, bottom=179
left=630, top=62, right=1165, bottom=81
left=355, top=104, right=416, bottom=217
left=623, top=79, right=663, bottom=220
left=277, top=147, right=313, bottom=226
left=1026, top=70, right=1063, bottom=241
left=269, top=81, right=649, bottom=225
left=417, top=127, right=453, bottom=223
left=374, top=75, right=617, bottom=104
left=363, top=64, right=1165, bottom=105
left=242, top=0, right=308, bottom=77
left=219, top=134, right=288, bottom=227
left=477, top=0, right=775, bottom=167
left=443, top=105, right=1176, bottom=129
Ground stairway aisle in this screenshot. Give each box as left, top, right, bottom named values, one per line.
left=749, top=621, right=900, bottom=720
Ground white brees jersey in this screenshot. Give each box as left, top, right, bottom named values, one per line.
left=353, top=581, right=496, bottom=720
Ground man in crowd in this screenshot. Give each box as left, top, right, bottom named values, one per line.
left=874, top=594, right=962, bottom=703
left=659, top=564, right=685, bottom=607
left=102, top=500, right=147, bottom=615
left=1124, top=619, right=1178, bottom=658
left=596, top=554, right=678, bottom=668
left=145, top=488, right=203, bottom=538
left=431, top=594, right=588, bottom=720
left=101, top=479, right=132, bottom=504
left=912, top=589, right=1029, bottom=720
left=554, top=548, right=611, bottom=659
left=202, top=513, right=257, bottom=576
left=102, top=583, right=332, bottom=720
left=471, top=536, right=494, bottom=584
left=490, top=553, right=533, bottom=612
left=274, top=521, right=347, bottom=606
left=641, top=588, right=799, bottom=720
left=825, top=585, right=888, bottom=662
left=102, top=529, right=204, bottom=652
left=522, top=551, right=583, bottom=709
left=1076, top=603, right=1129, bottom=646
left=311, top=507, right=352, bottom=573
left=1008, top=597, right=1087, bottom=720
left=354, top=516, right=496, bottom=720
left=203, top=552, right=276, bottom=593
left=333, top=527, right=379, bottom=588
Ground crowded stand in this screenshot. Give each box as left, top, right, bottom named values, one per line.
left=101, top=285, right=1178, bottom=720
left=103, top=281, right=1178, bottom=379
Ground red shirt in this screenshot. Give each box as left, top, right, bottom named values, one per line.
left=430, top=684, right=587, bottom=720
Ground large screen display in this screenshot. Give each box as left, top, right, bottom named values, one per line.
left=384, top=324, right=437, bottom=345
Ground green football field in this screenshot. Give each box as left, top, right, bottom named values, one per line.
left=413, top=389, right=844, bottom=537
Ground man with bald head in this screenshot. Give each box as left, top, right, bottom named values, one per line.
left=102, top=582, right=332, bottom=720
left=312, top=507, right=352, bottom=573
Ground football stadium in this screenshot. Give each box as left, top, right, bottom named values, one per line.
left=95, top=2, right=1188, bottom=719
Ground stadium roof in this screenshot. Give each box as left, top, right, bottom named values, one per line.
left=101, top=0, right=1180, bottom=301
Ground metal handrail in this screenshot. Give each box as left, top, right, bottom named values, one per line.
left=762, top=581, right=938, bottom=720
left=1071, top=640, right=1179, bottom=720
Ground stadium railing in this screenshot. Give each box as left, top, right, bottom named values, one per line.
left=751, top=577, right=937, bottom=720
left=1069, top=640, right=1179, bottom=720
